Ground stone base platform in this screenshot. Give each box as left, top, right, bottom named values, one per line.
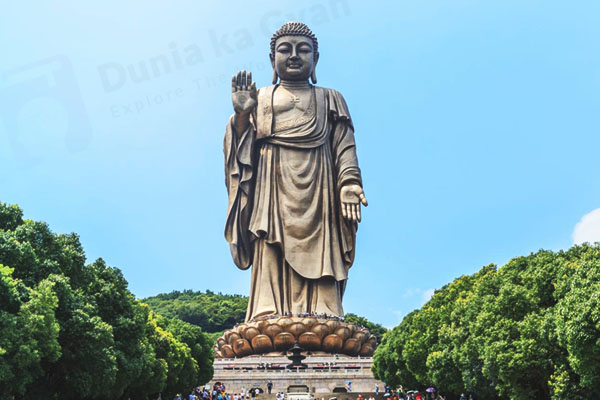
left=209, top=354, right=383, bottom=394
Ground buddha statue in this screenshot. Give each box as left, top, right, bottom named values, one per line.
left=224, top=21, right=368, bottom=322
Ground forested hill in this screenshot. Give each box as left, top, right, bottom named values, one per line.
left=142, top=290, right=248, bottom=333
left=143, top=290, right=388, bottom=342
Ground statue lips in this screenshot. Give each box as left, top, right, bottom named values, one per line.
left=285, top=62, right=304, bottom=77
left=286, top=58, right=303, bottom=70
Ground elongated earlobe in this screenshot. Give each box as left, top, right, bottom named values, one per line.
left=310, top=69, right=317, bottom=84
left=272, top=70, right=278, bottom=84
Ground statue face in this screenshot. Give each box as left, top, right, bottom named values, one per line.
left=272, top=35, right=318, bottom=81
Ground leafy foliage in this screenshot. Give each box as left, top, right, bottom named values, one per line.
left=0, top=265, right=60, bottom=398
left=0, top=202, right=213, bottom=399
left=372, top=245, right=600, bottom=400
left=344, top=313, right=387, bottom=343
left=143, top=290, right=248, bottom=333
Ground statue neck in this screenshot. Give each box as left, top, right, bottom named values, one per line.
left=279, top=79, right=311, bottom=89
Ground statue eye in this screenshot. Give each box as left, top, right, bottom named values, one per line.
left=277, top=46, right=291, bottom=53
left=298, top=44, right=312, bottom=53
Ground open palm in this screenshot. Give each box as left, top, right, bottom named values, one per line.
left=232, top=70, right=257, bottom=115
left=340, top=184, right=368, bottom=222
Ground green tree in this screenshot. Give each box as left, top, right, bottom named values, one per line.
left=372, top=311, right=419, bottom=390
left=0, top=201, right=214, bottom=399
left=553, top=246, right=600, bottom=398
left=0, top=265, right=60, bottom=398
left=344, top=313, right=387, bottom=343
left=373, top=245, right=600, bottom=400
left=159, top=316, right=214, bottom=385
left=143, top=290, right=248, bottom=333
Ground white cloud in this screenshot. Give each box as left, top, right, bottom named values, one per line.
left=422, top=288, right=435, bottom=303
left=573, top=208, right=600, bottom=245
left=387, top=309, right=406, bottom=329
left=384, top=289, right=436, bottom=329
left=401, top=288, right=419, bottom=298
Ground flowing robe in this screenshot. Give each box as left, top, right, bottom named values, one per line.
left=224, top=85, right=362, bottom=321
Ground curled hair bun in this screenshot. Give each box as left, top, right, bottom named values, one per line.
left=270, top=22, right=318, bottom=57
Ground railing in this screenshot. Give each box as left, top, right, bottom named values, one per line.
left=214, top=369, right=373, bottom=377
left=217, top=369, right=365, bottom=372
left=216, top=356, right=373, bottom=362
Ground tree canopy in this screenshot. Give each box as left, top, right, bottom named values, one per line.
left=0, top=202, right=213, bottom=400
left=372, top=245, right=600, bottom=400
left=143, top=290, right=248, bottom=334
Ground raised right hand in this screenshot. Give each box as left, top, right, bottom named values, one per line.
left=232, top=70, right=257, bottom=115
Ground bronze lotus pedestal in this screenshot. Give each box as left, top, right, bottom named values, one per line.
left=214, top=316, right=377, bottom=359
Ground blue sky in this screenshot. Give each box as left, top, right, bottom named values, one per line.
left=1, top=0, right=599, bottom=328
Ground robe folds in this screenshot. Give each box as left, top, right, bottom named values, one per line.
left=224, top=85, right=362, bottom=321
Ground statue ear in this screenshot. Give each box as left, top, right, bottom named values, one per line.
left=270, top=53, right=278, bottom=84
left=311, top=52, right=319, bottom=84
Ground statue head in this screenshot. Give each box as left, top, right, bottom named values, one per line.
left=270, top=22, right=319, bottom=84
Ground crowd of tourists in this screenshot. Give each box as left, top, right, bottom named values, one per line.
left=175, top=382, right=282, bottom=400
left=175, top=383, right=470, bottom=400
left=372, top=385, right=448, bottom=400
left=377, top=392, right=445, bottom=400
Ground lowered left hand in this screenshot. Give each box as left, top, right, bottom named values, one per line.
left=340, top=184, right=368, bottom=222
